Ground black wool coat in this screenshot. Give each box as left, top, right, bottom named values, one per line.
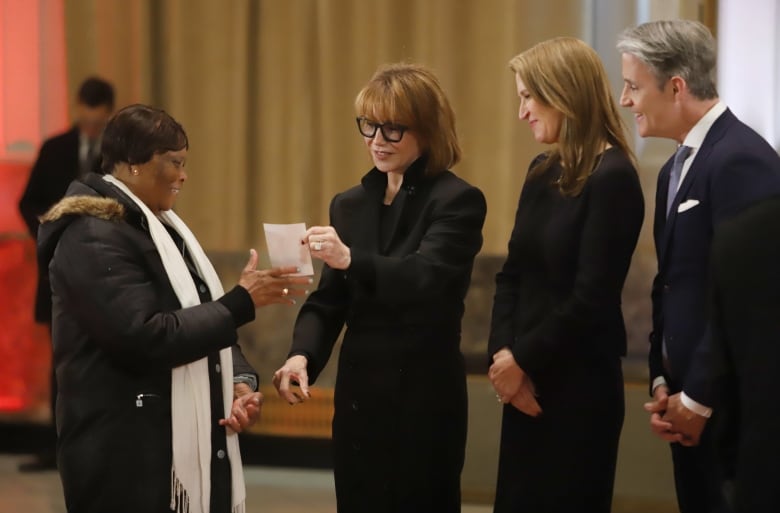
left=290, top=159, right=487, bottom=513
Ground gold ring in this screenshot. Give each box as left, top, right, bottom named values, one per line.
left=282, top=288, right=289, bottom=296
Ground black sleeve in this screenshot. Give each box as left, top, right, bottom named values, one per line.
left=289, top=194, right=352, bottom=384
left=51, top=217, right=240, bottom=373
left=19, top=141, right=59, bottom=237
left=217, top=285, right=256, bottom=328
left=231, top=344, right=258, bottom=381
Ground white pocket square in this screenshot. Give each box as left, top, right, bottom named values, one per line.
left=677, top=199, right=700, bottom=213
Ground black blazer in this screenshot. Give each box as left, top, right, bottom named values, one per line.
left=19, top=126, right=100, bottom=322
left=650, top=109, right=780, bottom=403
left=709, top=194, right=780, bottom=512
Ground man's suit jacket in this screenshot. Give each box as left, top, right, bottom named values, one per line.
left=19, top=126, right=97, bottom=322
left=709, top=194, right=780, bottom=512
left=650, top=108, right=780, bottom=404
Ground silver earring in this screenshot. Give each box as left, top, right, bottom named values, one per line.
left=132, top=168, right=138, bottom=175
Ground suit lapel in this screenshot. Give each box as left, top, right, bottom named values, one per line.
left=659, top=109, right=734, bottom=268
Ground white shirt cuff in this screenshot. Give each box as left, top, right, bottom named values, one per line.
left=681, top=392, right=712, bottom=418
left=651, top=376, right=668, bottom=394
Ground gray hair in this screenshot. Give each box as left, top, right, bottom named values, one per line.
left=616, top=19, right=718, bottom=100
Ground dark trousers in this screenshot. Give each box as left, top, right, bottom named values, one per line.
left=670, top=427, right=733, bottom=513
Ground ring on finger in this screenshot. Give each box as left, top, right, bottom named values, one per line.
left=282, top=287, right=289, bottom=296
left=312, top=240, right=323, bottom=251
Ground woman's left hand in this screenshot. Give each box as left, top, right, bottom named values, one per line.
left=219, top=383, right=263, bottom=433
left=303, top=226, right=351, bottom=270
left=489, top=348, right=525, bottom=402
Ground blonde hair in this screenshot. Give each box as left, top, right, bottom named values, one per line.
left=509, top=37, right=634, bottom=196
left=355, top=63, right=461, bottom=175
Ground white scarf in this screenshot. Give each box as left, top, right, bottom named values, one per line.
left=103, top=174, right=246, bottom=513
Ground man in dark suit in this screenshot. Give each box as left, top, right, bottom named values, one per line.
left=17, top=76, right=114, bottom=472
left=707, top=194, right=780, bottom=512
left=617, top=20, right=780, bottom=513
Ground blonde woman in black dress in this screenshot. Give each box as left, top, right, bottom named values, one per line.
left=488, top=37, right=644, bottom=512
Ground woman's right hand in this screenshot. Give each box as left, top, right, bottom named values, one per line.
left=239, top=249, right=312, bottom=307
left=273, top=355, right=311, bottom=404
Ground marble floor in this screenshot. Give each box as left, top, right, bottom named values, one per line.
left=0, top=454, right=493, bottom=513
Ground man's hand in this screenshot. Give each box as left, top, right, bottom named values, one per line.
left=644, top=384, right=684, bottom=443
left=662, top=393, right=708, bottom=446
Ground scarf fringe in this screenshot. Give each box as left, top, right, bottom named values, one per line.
left=171, top=467, right=190, bottom=513
left=171, top=467, right=244, bottom=513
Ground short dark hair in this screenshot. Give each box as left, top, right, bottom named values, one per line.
left=100, top=104, right=188, bottom=174
left=77, top=77, right=115, bottom=109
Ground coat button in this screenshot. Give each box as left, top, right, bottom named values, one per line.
left=217, top=449, right=226, bottom=459
left=351, top=400, right=359, bottom=411
left=199, top=284, right=207, bottom=293
left=215, top=363, right=221, bottom=373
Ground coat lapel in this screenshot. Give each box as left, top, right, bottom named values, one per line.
left=354, top=169, right=384, bottom=253
left=354, top=158, right=427, bottom=255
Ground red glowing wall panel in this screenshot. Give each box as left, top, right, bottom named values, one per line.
left=0, top=0, right=67, bottom=419
left=0, top=162, right=51, bottom=420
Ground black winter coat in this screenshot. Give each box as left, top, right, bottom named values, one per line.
left=37, top=173, right=257, bottom=513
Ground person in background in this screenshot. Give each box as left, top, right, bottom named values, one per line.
left=273, top=63, right=486, bottom=513
left=36, top=104, right=310, bottom=513
left=488, top=37, right=644, bottom=512
left=618, top=19, right=780, bottom=513
left=706, top=194, right=780, bottom=512
left=17, top=76, right=115, bottom=473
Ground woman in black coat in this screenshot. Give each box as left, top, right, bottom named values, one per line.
left=273, top=63, right=487, bottom=513
left=37, top=104, right=310, bottom=513
left=487, top=38, right=644, bottom=512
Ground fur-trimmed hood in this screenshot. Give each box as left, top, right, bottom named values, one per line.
left=40, top=195, right=125, bottom=224
left=37, top=173, right=139, bottom=278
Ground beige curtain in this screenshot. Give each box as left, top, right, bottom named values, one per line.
left=65, top=0, right=584, bottom=255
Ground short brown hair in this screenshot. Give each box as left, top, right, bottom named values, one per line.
left=355, top=63, right=461, bottom=175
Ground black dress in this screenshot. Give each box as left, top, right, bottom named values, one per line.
left=488, top=148, right=644, bottom=512
left=289, top=159, right=487, bottom=513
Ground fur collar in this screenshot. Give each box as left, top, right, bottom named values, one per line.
left=40, top=195, right=125, bottom=224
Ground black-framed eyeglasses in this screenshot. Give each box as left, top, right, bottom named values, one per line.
left=356, top=117, right=408, bottom=143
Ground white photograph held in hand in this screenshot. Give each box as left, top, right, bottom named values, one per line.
left=263, top=223, right=314, bottom=276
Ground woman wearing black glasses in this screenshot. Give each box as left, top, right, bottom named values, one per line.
left=273, top=63, right=486, bottom=513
